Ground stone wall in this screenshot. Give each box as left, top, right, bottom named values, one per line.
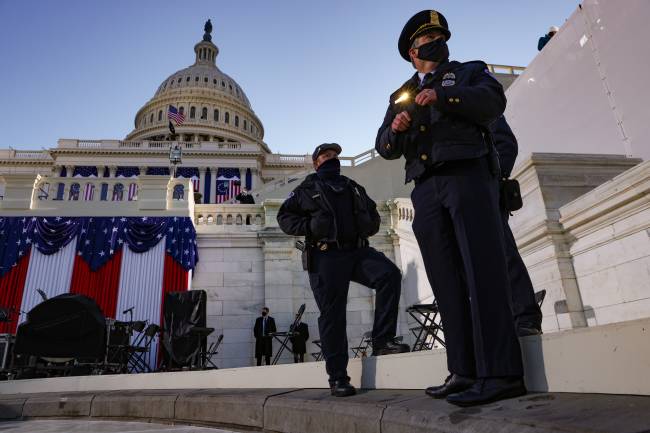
left=193, top=201, right=410, bottom=369
left=559, top=160, right=650, bottom=326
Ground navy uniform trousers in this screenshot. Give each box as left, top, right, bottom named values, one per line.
left=501, top=211, right=543, bottom=329
left=308, top=246, right=401, bottom=384
left=411, top=157, right=523, bottom=378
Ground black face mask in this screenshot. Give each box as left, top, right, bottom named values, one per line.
left=416, top=38, right=449, bottom=63
left=316, top=157, right=341, bottom=178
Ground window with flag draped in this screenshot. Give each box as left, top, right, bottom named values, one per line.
left=215, top=168, right=241, bottom=203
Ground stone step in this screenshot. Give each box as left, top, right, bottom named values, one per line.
left=0, top=317, right=648, bottom=396
left=1, top=389, right=649, bottom=433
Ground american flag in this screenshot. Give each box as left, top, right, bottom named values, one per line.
left=73, top=166, right=98, bottom=178
left=167, top=105, right=185, bottom=126
left=215, top=168, right=241, bottom=203
left=83, top=183, right=95, bottom=201
left=190, top=176, right=200, bottom=192
left=128, top=183, right=138, bottom=201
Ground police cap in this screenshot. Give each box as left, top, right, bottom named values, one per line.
left=312, top=143, right=342, bottom=161
left=398, top=10, right=451, bottom=61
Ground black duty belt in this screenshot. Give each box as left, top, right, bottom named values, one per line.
left=315, top=238, right=368, bottom=251
left=414, top=157, right=486, bottom=185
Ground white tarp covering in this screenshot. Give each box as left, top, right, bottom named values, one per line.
left=505, top=0, right=649, bottom=163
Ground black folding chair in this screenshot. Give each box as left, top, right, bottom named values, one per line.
left=203, top=334, right=223, bottom=369
left=350, top=331, right=373, bottom=358
left=270, top=304, right=306, bottom=365
left=127, top=323, right=160, bottom=373
left=311, top=339, right=323, bottom=361
left=406, top=302, right=445, bottom=351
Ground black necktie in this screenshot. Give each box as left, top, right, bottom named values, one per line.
left=419, top=72, right=433, bottom=89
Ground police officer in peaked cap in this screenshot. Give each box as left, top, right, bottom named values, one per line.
left=375, top=10, right=526, bottom=406
left=277, top=143, right=409, bottom=397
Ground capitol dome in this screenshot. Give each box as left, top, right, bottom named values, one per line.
left=125, top=21, right=266, bottom=148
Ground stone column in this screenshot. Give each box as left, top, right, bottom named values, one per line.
left=199, top=167, right=206, bottom=204
left=509, top=153, right=642, bottom=332
left=109, top=166, right=117, bottom=178
left=212, top=166, right=219, bottom=204
left=65, top=165, right=73, bottom=178
left=96, top=165, right=104, bottom=178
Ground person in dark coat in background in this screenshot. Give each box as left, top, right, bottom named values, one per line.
left=277, top=142, right=409, bottom=397
left=253, top=307, right=276, bottom=366
left=538, top=26, right=559, bottom=51
left=290, top=314, right=309, bottom=363
left=491, top=115, right=543, bottom=336
left=236, top=188, right=255, bottom=204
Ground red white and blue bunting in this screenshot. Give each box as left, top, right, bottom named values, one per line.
left=0, top=216, right=198, bottom=367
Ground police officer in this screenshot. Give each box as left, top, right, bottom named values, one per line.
left=277, top=143, right=409, bottom=397
left=491, top=116, right=543, bottom=336
left=375, top=10, right=525, bottom=406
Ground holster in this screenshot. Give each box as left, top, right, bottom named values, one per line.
left=295, top=240, right=311, bottom=271
left=500, top=178, right=523, bottom=212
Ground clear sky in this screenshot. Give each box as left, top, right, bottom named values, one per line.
left=0, top=0, right=577, bottom=155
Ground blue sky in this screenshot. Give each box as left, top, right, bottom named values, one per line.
left=0, top=0, right=577, bottom=155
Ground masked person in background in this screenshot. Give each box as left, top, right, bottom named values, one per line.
left=277, top=143, right=409, bottom=397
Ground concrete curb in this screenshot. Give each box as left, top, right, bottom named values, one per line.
left=0, top=389, right=649, bottom=432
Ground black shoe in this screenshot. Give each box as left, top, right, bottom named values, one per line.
left=425, top=373, right=475, bottom=398
left=446, top=377, right=526, bottom=407
left=330, top=379, right=357, bottom=397
left=371, top=338, right=410, bottom=356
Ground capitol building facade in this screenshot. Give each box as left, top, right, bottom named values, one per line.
left=1, top=21, right=648, bottom=370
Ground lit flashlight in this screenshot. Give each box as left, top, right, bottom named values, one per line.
left=394, top=92, right=410, bottom=104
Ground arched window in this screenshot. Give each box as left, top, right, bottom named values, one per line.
left=225, top=112, right=230, bottom=124
left=201, top=107, right=207, bottom=119
left=213, top=78, right=217, bottom=85
left=179, top=106, right=184, bottom=115
left=228, top=84, right=233, bottom=92
left=244, top=119, right=247, bottom=130
left=204, top=77, right=208, bottom=83
left=177, top=77, right=182, bottom=83
left=186, top=76, right=190, bottom=82
left=190, top=106, right=196, bottom=119
left=235, top=115, right=239, bottom=127
left=173, top=184, right=184, bottom=200
left=149, top=113, right=154, bottom=123
left=158, top=110, right=162, bottom=121
left=195, top=76, right=199, bottom=82
left=221, top=80, right=226, bottom=87
left=213, top=109, right=219, bottom=121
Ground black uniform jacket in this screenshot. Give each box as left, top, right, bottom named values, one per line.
left=490, top=115, right=518, bottom=178
left=277, top=173, right=381, bottom=244
left=375, top=60, right=507, bottom=183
